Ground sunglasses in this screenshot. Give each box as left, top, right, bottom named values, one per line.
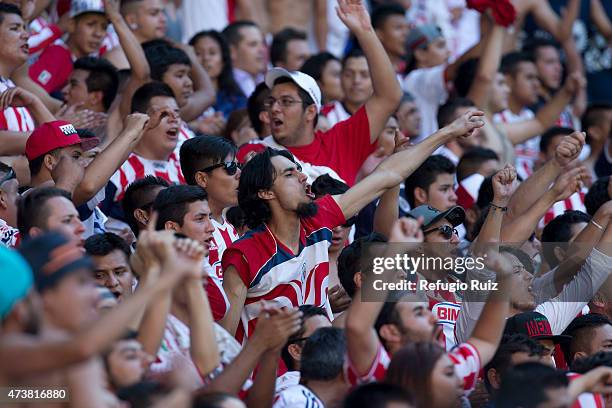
left=0, top=168, right=16, bottom=187
left=423, top=225, right=458, bottom=240
left=199, top=161, right=241, bottom=176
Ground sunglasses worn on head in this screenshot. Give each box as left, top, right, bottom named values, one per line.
left=199, top=161, right=241, bottom=176
left=423, top=225, right=458, bottom=240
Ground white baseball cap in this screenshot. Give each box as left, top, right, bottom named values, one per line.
left=70, top=0, right=105, bottom=18
left=265, top=67, right=322, bottom=112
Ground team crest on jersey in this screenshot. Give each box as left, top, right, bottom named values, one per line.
left=37, top=70, right=51, bottom=85
left=300, top=262, right=307, bottom=281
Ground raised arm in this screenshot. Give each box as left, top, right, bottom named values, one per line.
left=502, top=73, right=584, bottom=145
left=336, top=0, right=401, bottom=143
left=591, top=0, right=612, bottom=45
left=177, top=43, right=216, bottom=122
left=314, top=0, right=328, bottom=51
left=335, top=110, right=484, bottom=220
left=72, top=113, right=149, bottom=206
left=467, top=24, right=506, bottom=108
left=0, top=86, right=55, bottom=125
left=530, top=0, right=576, bottom=43
left=505, top=131, right=584, bottom=222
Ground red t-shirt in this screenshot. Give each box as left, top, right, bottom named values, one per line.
left=29, top=43, right=73, bottom=93
left=286, top=106, right=375, bottom=186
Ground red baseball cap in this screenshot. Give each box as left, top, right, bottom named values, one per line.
left=236, top=142, right=266, bottom=165
left=25, top=121, right=100, bottom=161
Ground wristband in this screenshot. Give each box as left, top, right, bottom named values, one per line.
left=489, top=203, right=508, bottom=212
left=591, top=219, right=605, bottom=231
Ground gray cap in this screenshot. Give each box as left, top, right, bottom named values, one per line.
left=405, top=24, right=444, bottom=58
left=407, top=205, right=465, bottom=230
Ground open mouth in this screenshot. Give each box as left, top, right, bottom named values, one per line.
left=203, top=236, right=213, bottom=249
left=305, top=184, right=315, bottom=200
left=166, top=127, right=179, bottom=139
left=20, top=43, right=28, bottom=53
left=271, top=118, right=284, bottom=129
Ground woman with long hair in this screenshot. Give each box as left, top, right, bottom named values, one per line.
left=386, top=342, right=464, bottom=408
left=189, top=30, right=247, bottom=119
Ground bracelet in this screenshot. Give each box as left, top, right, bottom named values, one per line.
left=591, top=219, right=605, bottom=231
left=489, top=203, right=508, bottom=212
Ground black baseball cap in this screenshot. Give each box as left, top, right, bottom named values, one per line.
left=504, top=311, right=571, bottom=344
left=407, top=205, right=465, bottom=230
left=19, top=232, right=93, bottom=292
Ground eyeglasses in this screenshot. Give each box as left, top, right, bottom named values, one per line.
left=198, top=161, right=241, bottom=176
left=423, top=225, right=458, bottom=240
left=0, top=168, right=16, bottom=187
left=263, top=97, right=304, bottom=109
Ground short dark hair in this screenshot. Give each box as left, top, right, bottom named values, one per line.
left=343, top=382, right=413, bottom=408
left=225, top=206, right=246, bottom=231
left=539, top=126, right=574, bottom=154
left=130, top=81, right=175, bottom=114
left=73, top=57, right=119, bottom=110
left=456, top=147, right=499, bottom=182
left=143, top=40, right=191, bottom=81
left=0, top=2, right=22, bottom=25
left=501, top=52, right=535, bottom=76
left=180, top=136, right=237, bottom=185
left=152, top=185, right=208, bottom=230
left=281, top=305, right=329, bottom=371
left=496, top=362, right=568, bottom=408
left=484, top=334, right=544, bottom=394
left=500, top=246, right=534, bottom=274
left=122, top=176, right=170, bottom=236
left=522, top=37, right=561, bottom=62
left=453, top=58, right=478, bottom=98
left=247, top=82, right=270, bottom=135
left=476, top=175, right=494, bottom=210
left=571, top=351, right=612, bottom=373
left=300, top=327, right=345, bottom=382
left=437, top=97, right=475, bottom=128
left=582, top=103, right=612, bottom=144
left=300, top=52, right=340, bottom=82
left=221, top=21, right=259, bottom=47
left=84, top=232, right=131, bottom=259
left=404, top=155, right=456, bottom=207
left=342, top=48, right=366, bottom=69
left=371, top=4, right=405, bottom=30
left=541, top=210, right=591, bottom=267
left=270, top=27, right=307, bottom=66
left=28, top=148, right=59, bottom=177
left=238, top=147, right=299, bottom=228
left=585, top=177, right=611, bottom=216
left=338, top=233, right=388, bottom=298
left=17, top=187, right=72, bottom=238
left=563, top=313, right=612, bottom=365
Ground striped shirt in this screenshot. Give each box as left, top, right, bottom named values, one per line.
left=493, top=108, right=539, bottom=182
left=208, top=216, right=240, bottom=282
left=222, top=195, right=346, bottom=344
left=345, top=340, right=481, bottom=394
left=28, top=17, right=62, bottom=56
left=541, top=189, right=587, bottom=227
left=273, top=385, right=324, bottom=408
left=0, top=78, right=35, bottom=132
left=320, top=101, right=351, bottom=129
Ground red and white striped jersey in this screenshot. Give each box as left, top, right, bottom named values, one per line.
left=176, top=121, right=196, bottom=153
left=109, top=152, right=185, bottom=203
left=0, top=78, right=35, bottom=132
left=493, top=108, right=538, bottom=182
left=541, top=189, right=587, bottom=227
left=99, top=25, right=120, bottom=56
left=345, top=340, right=481, bottom=394
left=221, top=195, right=346, bottom=344
left=208, top=216, right=240, bottom=282
left=28, top=17, right=62, bottom=56
left=567, top=372, right=605, bottom=408
left=456, top=173, right=485, bottom=210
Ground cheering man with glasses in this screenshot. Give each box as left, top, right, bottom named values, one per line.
left=261, top=0, right=402, bottom=187
left=0, top=163, right=19, bottom=247
left=180, top=136, right=243, bottom=320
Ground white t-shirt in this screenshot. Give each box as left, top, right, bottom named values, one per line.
left=273, top=384, right=325, bottom=408
left=455, top=248, right=612, bottom=344
left=402, top=65, right=449, bottom=142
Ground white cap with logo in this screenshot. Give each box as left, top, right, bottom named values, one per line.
left=70, top=0, right=105, bottom=18
left=265, top=67, right=322, bottom=112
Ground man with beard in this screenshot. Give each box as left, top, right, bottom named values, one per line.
left=220, top=106, right=485, bottom=342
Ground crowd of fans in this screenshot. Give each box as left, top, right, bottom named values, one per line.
left=0, top=0, right=612, bottom=407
